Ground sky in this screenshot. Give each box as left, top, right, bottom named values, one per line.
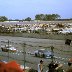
left=0, top=0, right=72, bottom=19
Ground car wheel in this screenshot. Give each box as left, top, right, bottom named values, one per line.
left=43, top=54, right=45, bottom=58
left=35, top=53, right=37, bottom=57
left=1, top=48, right=3, bottom=51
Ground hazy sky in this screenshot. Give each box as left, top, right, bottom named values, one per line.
left=0, top=0, right=72, bottom=19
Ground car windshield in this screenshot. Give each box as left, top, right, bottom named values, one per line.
left=44, top=50, right=51, bottom=55
left=39, top=50, right=51, bottom=53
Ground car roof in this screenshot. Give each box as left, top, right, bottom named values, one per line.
left=38, top=49, right=50, bottom=52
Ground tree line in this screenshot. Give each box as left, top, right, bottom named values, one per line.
left=0, top=16, right=8, bottom=22
left=0, top=14, right=72, bottom=22
left=35, top=14, right=60, bottom=21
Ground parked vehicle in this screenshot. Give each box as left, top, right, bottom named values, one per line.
left=34, top=49, right=53, bottom=58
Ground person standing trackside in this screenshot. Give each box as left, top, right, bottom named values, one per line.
left=38, top=60, right=44, bottom=72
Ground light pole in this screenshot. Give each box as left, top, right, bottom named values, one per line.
left=51, top=46, right=54, bottom=62
left=23, top=43, right=26, bottom=71
left=8, top=40, right=9, bottom=61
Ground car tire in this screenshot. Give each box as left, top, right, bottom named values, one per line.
left=1, top=48, right=3, bottom=51
left=35, top=53, right=37, bottom=57
left=43, top=54, right=45, bottom=58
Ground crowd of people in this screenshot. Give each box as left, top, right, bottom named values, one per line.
left=0, top=59, right=72, bottom=72
left=37, top=59, right=72, bottom=72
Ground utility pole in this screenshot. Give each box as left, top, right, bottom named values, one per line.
left=51, top=46, right=54, bottom=62
left=23, top=43, right=26, bottom=71
left=8, top=40, right=9, bottom=61
left=47, top=46, right=55, bottom=72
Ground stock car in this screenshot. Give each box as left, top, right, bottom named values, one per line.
left=1, top=45, right=17, bottom=52
left=34, top=49, right=54, bottom=58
